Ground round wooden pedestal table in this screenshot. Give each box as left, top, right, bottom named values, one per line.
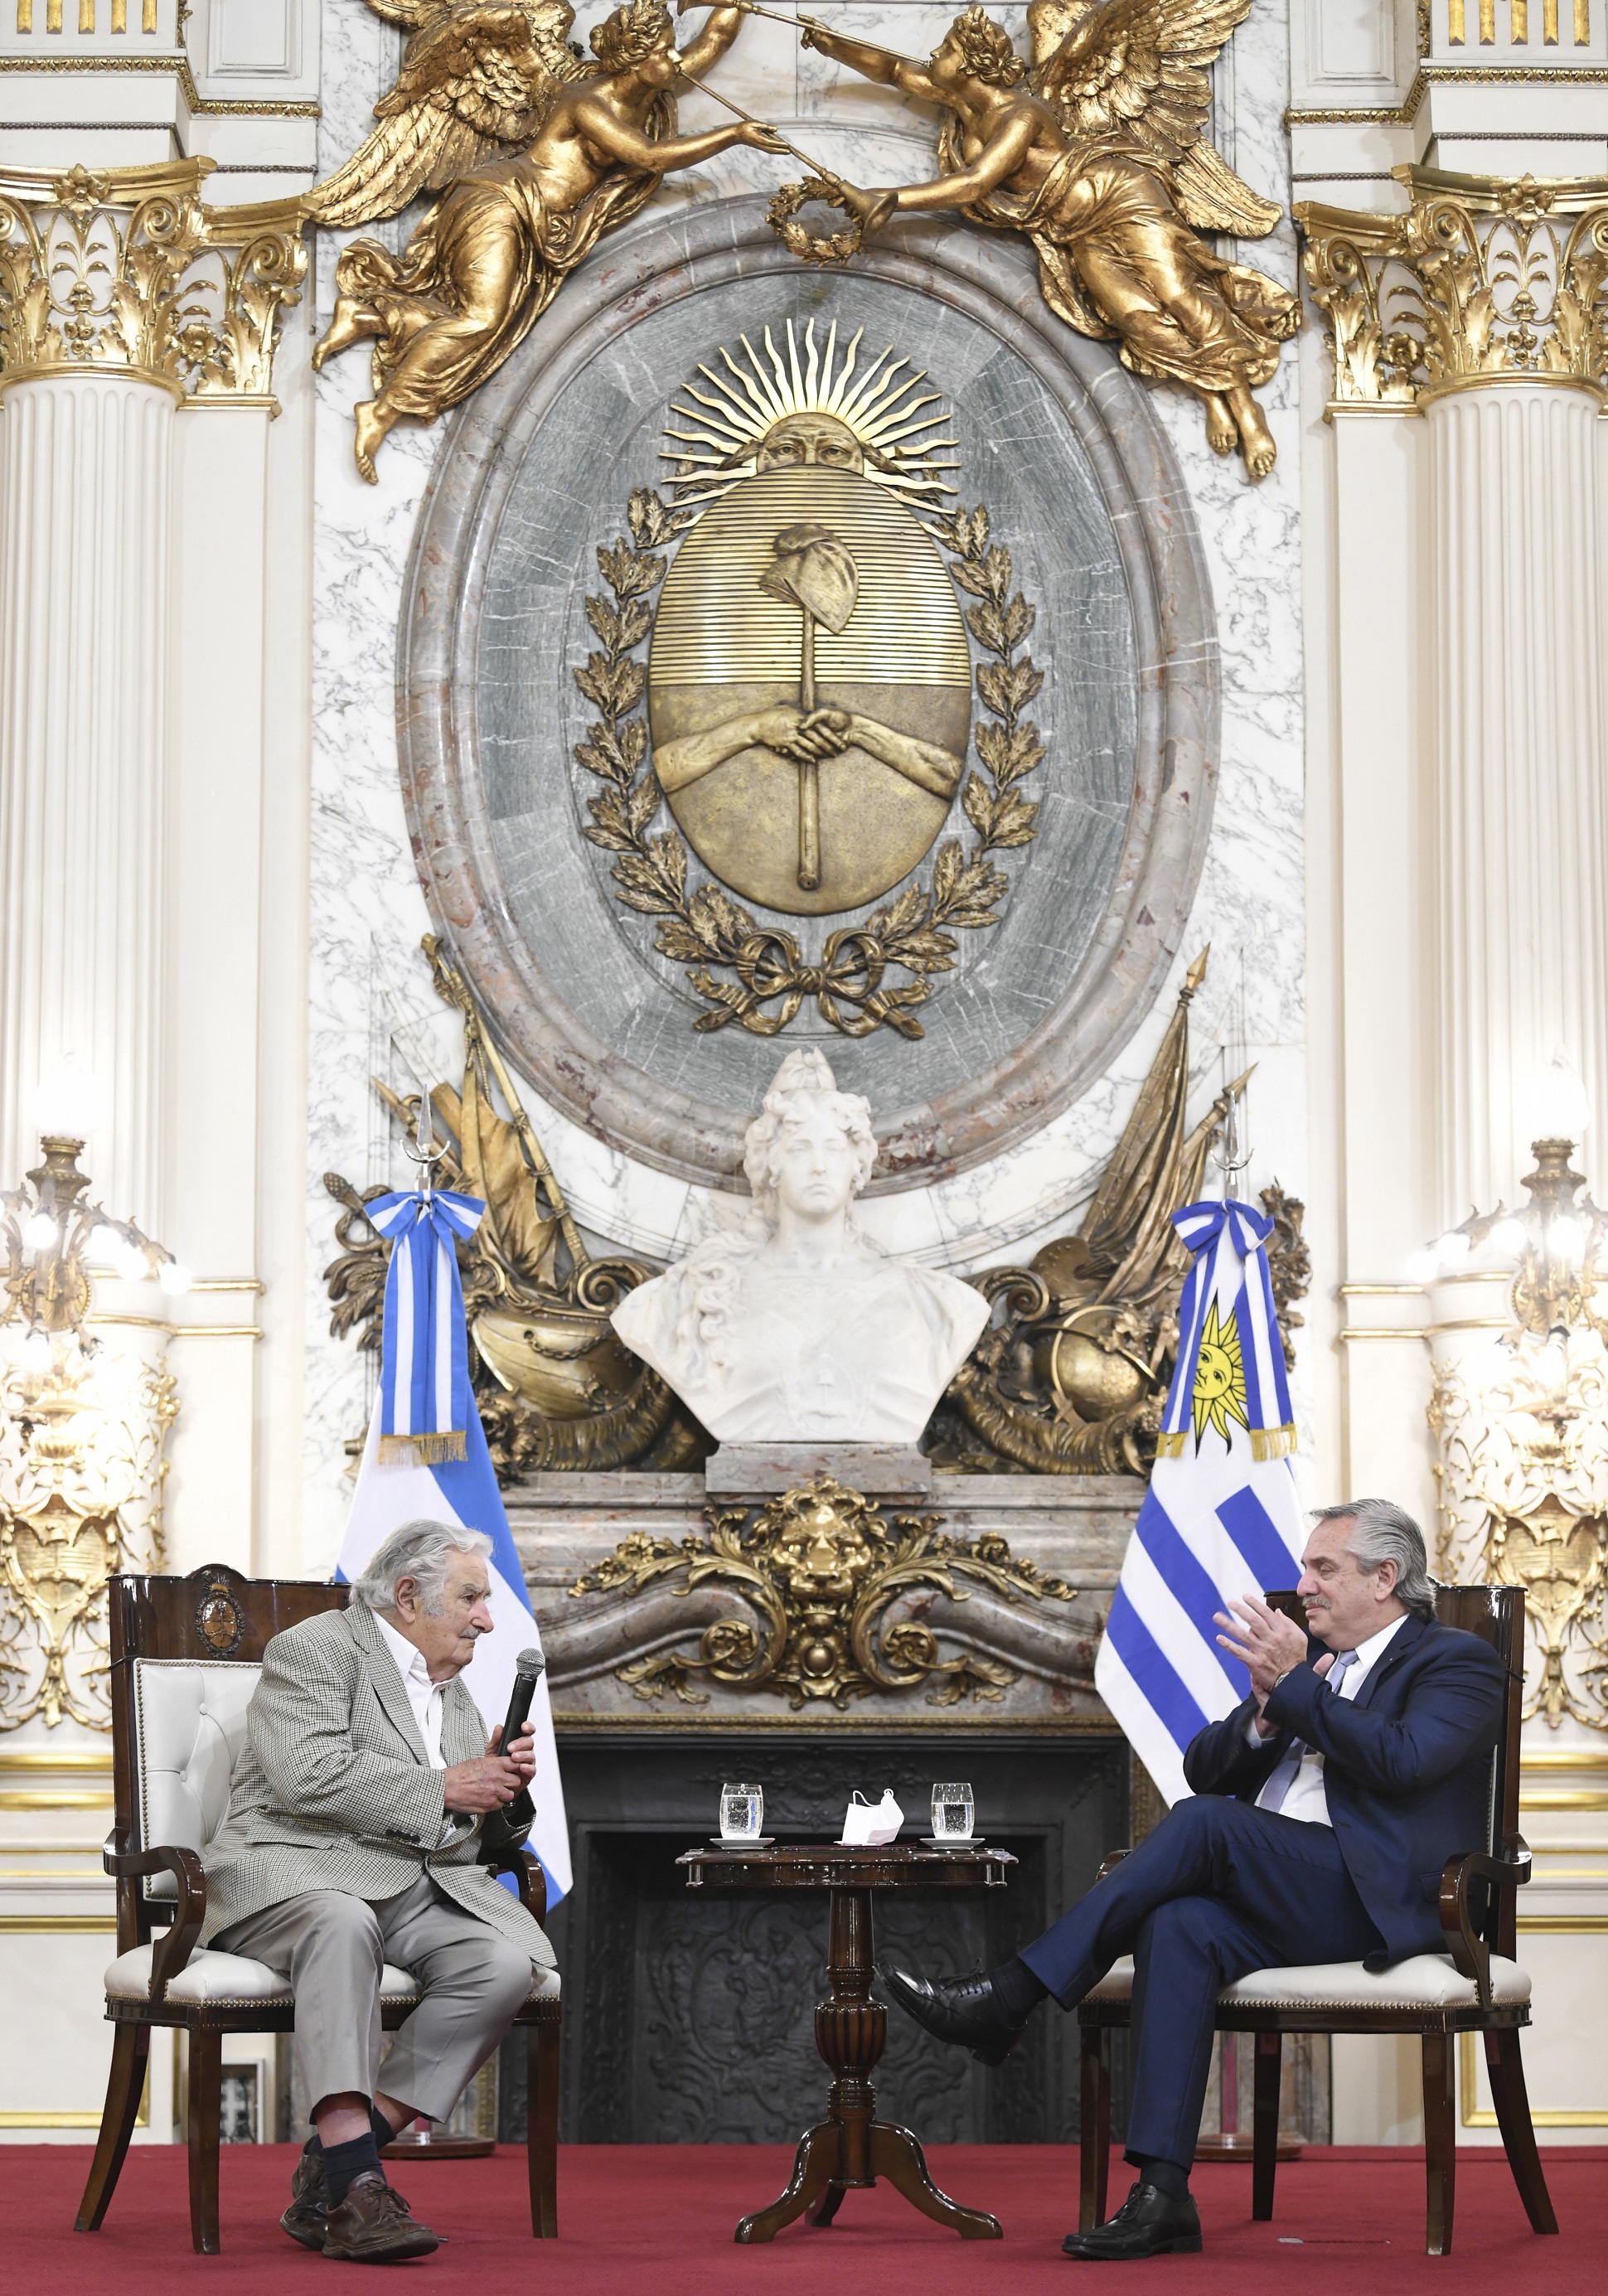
left=677, top=1841, right=1016, bottom=2243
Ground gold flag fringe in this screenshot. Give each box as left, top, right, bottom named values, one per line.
left=1155, top=1424, right=1298, bottom=1464
left=378, top=1431, right=468, bottom=1466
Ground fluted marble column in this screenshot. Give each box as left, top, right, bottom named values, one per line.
left=1426, top=379, right=1608, bottom=1218
left=0, top=370, right=177, bottom=1222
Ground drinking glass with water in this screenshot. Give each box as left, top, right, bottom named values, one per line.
left=931, top=1782, right=975, bottom=1841
left=720, top=1782, right=763, bottom=1841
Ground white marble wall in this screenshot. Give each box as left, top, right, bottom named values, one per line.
left=303, top=0, right=1307, bottom=1562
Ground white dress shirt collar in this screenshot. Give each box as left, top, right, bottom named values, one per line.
left=1344, top=1608, right=1411, bottom=1692
left=374, top=1611, right=448, bottom=1770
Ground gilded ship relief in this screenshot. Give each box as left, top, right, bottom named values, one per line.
left=573, top=319, right=1045, bottom=1039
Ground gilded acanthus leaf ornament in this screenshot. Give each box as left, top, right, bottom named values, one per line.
left=305, top=0, right=795, bottom=480
left=575, top=322, right=1044, bottom=1039
left=754, top=0, right=1299, bottom=480
left=569, top=1475, right=1076, bottom=1709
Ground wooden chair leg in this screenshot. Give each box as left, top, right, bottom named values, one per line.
left=186, top=2027, right=223, bottom=2255
left=1078, top=2021, right=1112, bottom=2233
left=1251, top=2032, right=1281, bottom=2222
left=1484, top=2027, right=1559, bottom=2235
left=1422, top=2026, right=1456, bottom=2256
left=75, top=2020, right=150, bottom=2233
left=526, top=2018, right=559, bottom=2237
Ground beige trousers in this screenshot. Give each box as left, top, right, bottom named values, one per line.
left=215, top=1875, right=539, bottom=2124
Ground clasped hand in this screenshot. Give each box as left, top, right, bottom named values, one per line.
left=442, top=1722, right=535, bottom=1814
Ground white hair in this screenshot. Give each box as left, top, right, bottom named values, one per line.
left=352, top=1519, right=492, bottom=1615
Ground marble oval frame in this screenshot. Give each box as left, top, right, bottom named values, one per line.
left=399, top=196, right=1218, bottom=1194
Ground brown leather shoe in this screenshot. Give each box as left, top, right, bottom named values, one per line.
left=321, top=2170, right=439, bottom=2262
left=283, top=2138, right=328, bottom=2250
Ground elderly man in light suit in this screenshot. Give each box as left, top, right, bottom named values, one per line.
left=203, top=1519, right=558, bottom=2262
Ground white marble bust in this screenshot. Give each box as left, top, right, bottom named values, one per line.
left=610, top=1050, right=990, bottom=1444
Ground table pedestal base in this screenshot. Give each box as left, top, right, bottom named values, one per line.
left=734, top=1884, right=1002, bottom=2243
left=738, top=2114, right=1001, bottom=2242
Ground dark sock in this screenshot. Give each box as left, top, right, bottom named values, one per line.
left=322, top=2132, right=380, bottom=2206
left=1128, top=2153, right=1190, bottom=2202
left=370, top=2103, right=399, bottom=2149
left=986, top=1955, right=1050, bottom=2027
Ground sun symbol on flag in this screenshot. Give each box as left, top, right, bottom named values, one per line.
left=1191, top=1300, right=1250, bottom=1444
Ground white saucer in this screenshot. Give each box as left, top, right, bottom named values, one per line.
left=710, top=1835, right=776, bottom=1848
left=919, top=1836, right=986, bottom=1849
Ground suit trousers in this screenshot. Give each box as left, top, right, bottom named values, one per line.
left=1017, top=1796, right=1384, bottom=2168
left=215, top=1874, right=540, bottom=2124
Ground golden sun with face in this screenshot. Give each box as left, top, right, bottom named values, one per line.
left=1191, top=1299, right=1250, bottom=1445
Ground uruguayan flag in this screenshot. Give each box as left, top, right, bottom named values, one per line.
left=1095, top=1199, right=1305, bottom=1806
left=335, top=1186, right=571, bottom=1902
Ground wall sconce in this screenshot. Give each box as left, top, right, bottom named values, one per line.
left=1419, top=1053, right=1608, bottom=1733
left=0, top=1058, right=190, bottom=1378
left=0, top=1061, right=184, bottom=1732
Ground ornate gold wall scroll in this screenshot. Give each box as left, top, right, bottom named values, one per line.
left=0, top=158, right=305, bottom=407
left=305, top=0, right=799, bottom=479
left=575, top=321, right=1043, bottom=1039
left=0, top=1350, right=175, bottom=1732
left=569, top=1474, right=1075, bottom=1709
left=1297, top=166, right=1608, bottom=407
left=777, top=0, right=1299, bottom=481
left=1430, top=1141, right=1608, bottom=1732
left=929, top=952, right=1308, bottom=1475
left=324, top=937, right=708, bottom=1476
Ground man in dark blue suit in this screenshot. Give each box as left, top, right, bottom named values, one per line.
left=881, top=1499, right=1505, bottom=2259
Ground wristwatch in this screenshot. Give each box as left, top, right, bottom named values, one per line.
left=1270, top=1664, right=1301, bottom=1694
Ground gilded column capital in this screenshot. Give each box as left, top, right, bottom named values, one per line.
left=1295, top=164, right=1608, bottom=413
left=0, top=156, right=307, bottom=414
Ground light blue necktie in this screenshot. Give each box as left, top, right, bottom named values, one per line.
left=1258, top=1649, right=1359, bottom=1814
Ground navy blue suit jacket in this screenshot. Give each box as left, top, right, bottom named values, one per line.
left=1180, top=1613, right=1506, bottom=1962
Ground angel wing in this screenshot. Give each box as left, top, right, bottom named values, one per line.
left=1026, top=0, right=1281, bottom=238
left=307, top=0, right=588, bottom=229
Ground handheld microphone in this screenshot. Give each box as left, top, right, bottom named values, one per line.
left=479, top=1645, right=545, bottom=1864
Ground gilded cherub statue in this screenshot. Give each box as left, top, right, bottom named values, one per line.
left=797, top=0, right=1300, bottom=480
left=305, top=0, right=787, bottom=479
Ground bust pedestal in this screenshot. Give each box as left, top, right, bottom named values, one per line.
left=705, top=1443, right=933, bottom=1499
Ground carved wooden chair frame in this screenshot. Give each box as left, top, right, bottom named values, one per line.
left=73, top=1563, right=560, bottom=2255
left=1077, top=1584, right=1557, bottom=2255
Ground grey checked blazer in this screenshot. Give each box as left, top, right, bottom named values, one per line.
left=199, top=1600, right=555, bottom=1966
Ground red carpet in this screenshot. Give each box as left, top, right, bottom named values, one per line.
left=14, top=2143, right=1604, bottom=2291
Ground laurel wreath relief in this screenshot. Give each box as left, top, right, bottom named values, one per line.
left=574, top=487, right=1044, bottom=1040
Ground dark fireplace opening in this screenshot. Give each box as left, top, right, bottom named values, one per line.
left=499, top=1732, right=1133, bottom=2146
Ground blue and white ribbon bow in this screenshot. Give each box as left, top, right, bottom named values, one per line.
left=365, top=1188, right=485, bottom=1466
left=1158, top=1198, right=1296, bottom=1461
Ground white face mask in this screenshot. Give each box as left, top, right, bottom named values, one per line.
left=840, top=1789, right=904, bottom=1846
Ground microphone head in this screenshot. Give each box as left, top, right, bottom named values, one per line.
left=516, top=1645, right=546, bottom=1680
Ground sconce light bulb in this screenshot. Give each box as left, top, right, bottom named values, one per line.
left=1405, top=1248, right=1441, bottom=1285
left=1523, top=1049, right=1591, bottom=1146
left=157, top=1258, right=193, bottom=1299
left=29, top=1054, right=104, bottom=1142
left=22, top=1210, right=57, bottom=1252
left=1489, top=1217, right=1528, bottom=1258
left=113, top=1238, right=150, bottom=1283
left=22, top=1326, right=51, bottom=1374
left=1436, top=1230, right=1472, bottom=1270
left=1548, top=1214, right=1584, bottom=1264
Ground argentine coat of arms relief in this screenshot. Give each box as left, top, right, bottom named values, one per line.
left=574, top=319, right=1045, bottom=1040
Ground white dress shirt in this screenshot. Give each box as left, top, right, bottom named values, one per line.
left=375, top=1611, right=448, bottom=1766
left=1252, top=1611, right=1411, bottom=1827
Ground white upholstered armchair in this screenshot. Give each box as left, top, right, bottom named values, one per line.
left=74, top=1564, right=560, bottom=2255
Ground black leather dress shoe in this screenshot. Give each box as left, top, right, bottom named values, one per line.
left=878, top=1965, right=1027, bottom=2066
left=1061, top=2181, right=1203, bottom=2260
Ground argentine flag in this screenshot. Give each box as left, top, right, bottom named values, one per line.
left=335, top=1185, right=571, bottom=1902
left=1095, top=1199, right=1305, bottom=1807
